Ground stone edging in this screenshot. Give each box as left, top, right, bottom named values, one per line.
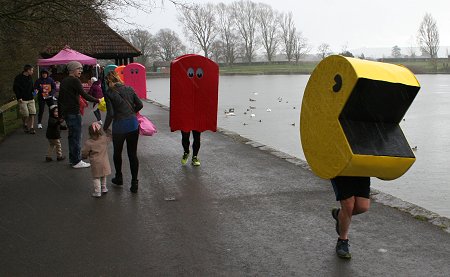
left=145, top=99, right=450, bottom=234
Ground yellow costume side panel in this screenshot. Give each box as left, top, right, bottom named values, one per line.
left=300, top=56, right=357, bottom=178
left=339, top=155, right=416, bottom=180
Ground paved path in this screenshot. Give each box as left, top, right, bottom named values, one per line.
left=1, top=101, right=449, bottom=276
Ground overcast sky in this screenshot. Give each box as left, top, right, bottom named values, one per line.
left=116, top=0, right=450, bottom=56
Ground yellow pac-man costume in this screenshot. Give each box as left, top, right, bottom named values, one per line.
left=300, top=55, right=420, bottom=180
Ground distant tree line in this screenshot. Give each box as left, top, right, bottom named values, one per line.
left=177, top=0, right=311, bottom=65
left=123, top=0, right=312, bottom=66
left=120, top=29, right=186, bottom=66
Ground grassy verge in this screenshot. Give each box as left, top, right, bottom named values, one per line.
left=146, top=59, right=450, bottom=79
left=219, top=62, right=318, bottom=75
left=218, top=59, right=450, bottom=75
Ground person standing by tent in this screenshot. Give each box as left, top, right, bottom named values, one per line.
left=58, top=61, right=99, bottom=169
left=34, top=69, right=56, bottom=129
left=13, top=64, right=37, bottom=134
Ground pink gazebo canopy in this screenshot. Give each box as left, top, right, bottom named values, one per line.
left=37, top=47, right=97, bottom=66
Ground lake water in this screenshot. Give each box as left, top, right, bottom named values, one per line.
left=146, top=74, right=450, bottom=219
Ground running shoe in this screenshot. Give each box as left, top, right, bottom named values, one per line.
left=181, top=152, right=190, bottom=165
left=336, top=239, right=351, bottom=259
left=191, top=156, right=201, bottom=166
left=72, top=160, right=90, bottom=168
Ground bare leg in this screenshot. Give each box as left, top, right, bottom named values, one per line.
left=338, top=196, right=370, bottom=239
left=338, top=197, right=355, bottom=240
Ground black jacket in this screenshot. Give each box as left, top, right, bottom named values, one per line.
left=103, top=84, right=143, bottom=130
left=58, top=76, right=98, bottom=117
left=13, top=73, right=34, bottom=101
left=46, top=116, right=61, bottom=139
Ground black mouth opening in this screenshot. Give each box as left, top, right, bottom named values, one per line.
left=339, top=78, right=419, bottom=157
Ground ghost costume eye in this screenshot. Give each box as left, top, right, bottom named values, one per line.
left=187, top=68, right=194, bottom=78
left=196, top=68, right=204, bottom=79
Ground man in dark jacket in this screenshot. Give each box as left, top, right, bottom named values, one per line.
left=13, top=64, right=36, bottom=134
left=58, top=61, right=99, bottom=169
left=34, top=69, right=57, bottom=129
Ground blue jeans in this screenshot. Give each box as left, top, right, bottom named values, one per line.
left=65, top=114, right=82, bottom=165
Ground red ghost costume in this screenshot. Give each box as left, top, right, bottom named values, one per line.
left=170, top=54, right=219, bottom=132
left=124, top=63, right=147, bottom=99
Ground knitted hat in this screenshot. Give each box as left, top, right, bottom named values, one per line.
left=67, top=61, right=82, bottom=72
left=49, top=104, right=58, bottom=111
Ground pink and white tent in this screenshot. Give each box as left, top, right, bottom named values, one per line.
left=37, top=47, right=97, bottom=66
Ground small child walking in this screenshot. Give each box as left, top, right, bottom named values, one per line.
left=45, top=105, right=65, bottom=162
left=81, top=122, right=112, bottom=198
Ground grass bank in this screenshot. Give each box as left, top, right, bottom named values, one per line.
left=146, top=59, right=450, bottom=79
left=218, top=59, right=450, bottom=75
left=219, top=62, right=318, bottom=75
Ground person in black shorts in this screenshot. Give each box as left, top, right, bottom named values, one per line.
left=331, top=176, right=371, bottom=259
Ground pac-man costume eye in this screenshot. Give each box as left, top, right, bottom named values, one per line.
left=333, top=74, right=342, bottom=92
left=196, top=68, right=204, bottom=78
left=300, top=55, right=420, bottom=180
left=187, top=68, right=194, bottom=78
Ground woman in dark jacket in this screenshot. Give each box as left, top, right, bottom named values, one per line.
left=103, top=71, right=143, bottom=193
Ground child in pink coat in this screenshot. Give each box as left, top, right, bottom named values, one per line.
left=81, top=122, right=112, bottom=197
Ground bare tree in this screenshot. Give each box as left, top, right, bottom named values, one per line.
left=292, top=32, right=310, bottom=63
left=231, top=0, right=259, bottom=63
left=122, top=29, right=156, bottom=66
left=317, top=43, right=331, bottom=59
left=257, top=3, right=279, bottom=62
left=178, top=3, right=217, bottom=58
left=209, top=40, right=225, bottom=63
left=154, top=28, right=186, bottom=61
left=216, top=3, right=238, bottom=65
left=279, top=11, right=296, bottom=62
left=417, top=13, right=439, bottom=69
